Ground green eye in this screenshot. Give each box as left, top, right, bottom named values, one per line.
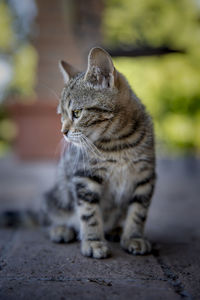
left=72, top=109, right=82, bottom=119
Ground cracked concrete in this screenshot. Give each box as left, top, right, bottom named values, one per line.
left=0, top=155, right=200, bottom=299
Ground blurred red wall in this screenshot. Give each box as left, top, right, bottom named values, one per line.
left=12, top=0, right=103, bottom=160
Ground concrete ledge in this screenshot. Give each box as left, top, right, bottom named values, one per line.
left=0, top=156, right=200, bottom=299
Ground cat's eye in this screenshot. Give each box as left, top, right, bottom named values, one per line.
left=72, top=109, right=82, bottom=119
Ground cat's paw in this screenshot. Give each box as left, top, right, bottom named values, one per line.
left=121, top=237, right=151, bottom=255
left=81, top=240, right=111, bottom=259
left=49, top=225, right=75, bottom=243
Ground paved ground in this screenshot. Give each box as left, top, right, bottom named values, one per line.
left=0, top=155, right=200, bottom=300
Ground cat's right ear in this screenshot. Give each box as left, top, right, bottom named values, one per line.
left=59, top=60, right=80, bottom=84
left=84, top=47, right=116, bottom=89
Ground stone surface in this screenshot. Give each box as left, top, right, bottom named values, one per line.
left=0, top=155, right=200, bottom=299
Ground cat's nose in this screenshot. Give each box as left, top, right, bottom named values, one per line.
left=63, top=129, right=69, bottom=136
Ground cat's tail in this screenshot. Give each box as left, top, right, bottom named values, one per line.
left=0, top=209, right=46, bottom=228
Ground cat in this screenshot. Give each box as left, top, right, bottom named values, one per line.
left=1, top=47, right=156, bottom=259
left=42, top=47, right=156, bottom=258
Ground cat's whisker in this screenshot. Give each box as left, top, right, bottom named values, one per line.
left=63, top=136, right=81, bottom=172
left=86, top=140, right=102, bottom=176
left=82, top=135, right=102, bottom=156
left=80, top=137, right=100, bottom=159
left=80, top=134, right=104, bottom=159
left=78, top=138, right=88, bottom=174
left=54, top=137, right=65, bottom=158
left=64, top=131, right=103, bottom=160
left=60, top=136, right=73, bottom=157
left=72, top=144, right=81, bottom=173
left=80, top=137, right=102, bottom=177
left=80, top=137, right=94, bottom=176
left=39, top=81, right=60, bottom=101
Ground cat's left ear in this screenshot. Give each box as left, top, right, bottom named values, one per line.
left=84, top=47, right=116, bottom=89
left=59, top=60, right=80, bottom=84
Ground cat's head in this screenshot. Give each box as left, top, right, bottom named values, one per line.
left=58, top=47, right=129, bottom=146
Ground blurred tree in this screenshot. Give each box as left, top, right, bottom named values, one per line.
left=103, top=0, right=200, bottom=52
left=0, top=0, right=37, bottom=101
left=0, top=0, right=37, bottom=155
left=103, top=0, right=200, bottom=155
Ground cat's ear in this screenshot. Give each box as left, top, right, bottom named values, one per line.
left=59, top=60, right=80, bottom=83
left=84, top=47, right=116, bottom=89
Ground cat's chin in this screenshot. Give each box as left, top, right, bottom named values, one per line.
left=63, top=135, right=70, bottom=143
left=71, top=141, right=82, bottom=147
left=63, top=135, right=83, bottom=148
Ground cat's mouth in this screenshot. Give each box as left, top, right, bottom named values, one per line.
left=63, top=133, right=82, bottom=147
left=63, top=132, right=101, bottom=158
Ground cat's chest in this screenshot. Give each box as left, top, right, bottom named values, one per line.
left=105, top=163, right=135, bottom=203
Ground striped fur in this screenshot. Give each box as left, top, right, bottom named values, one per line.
left=44, top=47, right=156, bottom=258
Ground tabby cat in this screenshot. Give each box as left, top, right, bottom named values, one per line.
left=42, top=47, right=156, bottom=259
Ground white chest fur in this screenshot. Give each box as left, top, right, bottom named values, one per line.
left=106, top=163, right=135, bottom=204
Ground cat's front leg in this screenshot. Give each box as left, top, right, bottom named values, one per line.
left=121, top=178, right=155, bottom=255
left=75, top=181, right=110, bottom=258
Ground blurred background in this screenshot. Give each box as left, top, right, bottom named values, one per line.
left=0, top=0, right=200, bottom=159
left=1, top=3, right=200, bottom=294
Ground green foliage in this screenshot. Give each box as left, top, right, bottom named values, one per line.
left=10, top=44, right=37, bottom=98
left=0, top=0, right=37, bottom=101
left=103, top=0, right=200, bottom=155
left=0, top=0, right=37, bottom=156
left=103, top=0, right=200, bottom=51
left=0, top=2, right=15, bottom=50
left=113, top=55, right=200, bottom=154
left=0, top=108, right=16, bottom=156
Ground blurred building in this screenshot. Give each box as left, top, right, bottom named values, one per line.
left=35, top=0, right=103, bottom=98
left=13, top=0, right=103, bottom=160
